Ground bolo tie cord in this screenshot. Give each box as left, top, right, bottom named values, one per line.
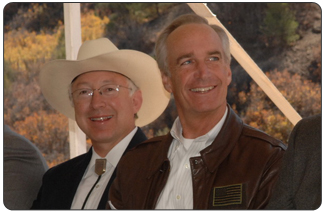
left=81, top=158, right=106, bottom=210
left=81, top=175, right=102, bottom=209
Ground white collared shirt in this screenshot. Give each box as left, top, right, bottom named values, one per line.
left=71, top=127, right=138, bottom=209
left=155, top=108, right=228, bottom=209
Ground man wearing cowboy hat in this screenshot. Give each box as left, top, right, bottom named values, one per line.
left=31, top=38, right=169, bottom=209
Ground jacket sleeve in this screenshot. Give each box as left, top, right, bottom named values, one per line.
left=265, top=142, right=295, bottom=209
left=251, top=146, right=286, bottom=209
left=266, top=115, right=322, bottom=210
left=265, top=118, right=302, bottom=209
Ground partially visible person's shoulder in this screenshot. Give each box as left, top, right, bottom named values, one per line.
left=242, top=124, right=287, bottom=150
left=290, top=114, right=321, bottom=149
left=4, top=125, right=37, bottom=150
left=295, top=114, right=321, bottom=134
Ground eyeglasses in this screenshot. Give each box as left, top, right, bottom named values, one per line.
left=71, top=84, right=132, bottom=102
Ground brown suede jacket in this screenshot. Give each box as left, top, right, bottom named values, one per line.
left=108, top=106, right=287, bottom=209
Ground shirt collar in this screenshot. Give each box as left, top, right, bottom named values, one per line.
left=170, top=107, right=228, bottom=148
left=84, top=127, right=138, bottom=178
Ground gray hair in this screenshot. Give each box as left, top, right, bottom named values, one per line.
left=127, top=78, right=139, bottom=96
left=155, top=14, right=231, bottom=77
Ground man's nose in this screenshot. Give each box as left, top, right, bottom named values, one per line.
left=90, top=90, right=106, bottom=109
left=195, top=61, right=210, bottom=78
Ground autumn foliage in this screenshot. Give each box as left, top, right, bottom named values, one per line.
left=4, top=3, right=321, bottom=167
left=4, top=4, right=110, bottom=166
left=238, top=69, right=321, bottom=143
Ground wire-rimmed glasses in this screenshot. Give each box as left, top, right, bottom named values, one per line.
left=71, top=84, right=132, bottom=102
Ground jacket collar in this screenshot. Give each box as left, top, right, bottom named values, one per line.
left=146, top=133, right=173, bottom=179
left=146, top=105, right=243, bottom=178
left=200, top=105, right=243, bottom=173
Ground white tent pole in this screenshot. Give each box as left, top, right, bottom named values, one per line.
left=188, top=3, right=302, bottom=125
left=63, top=3, right=87, bottom=158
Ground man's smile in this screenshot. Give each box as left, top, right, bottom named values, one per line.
left=90, top=116, right=113, bottom=122
left=190, top=86, right=216, bottom=93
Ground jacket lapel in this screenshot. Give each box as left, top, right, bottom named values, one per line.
left=52, top=149, right=93, bottom=209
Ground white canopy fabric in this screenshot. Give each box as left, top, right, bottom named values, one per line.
left=64, top=3, right=301, bottom=159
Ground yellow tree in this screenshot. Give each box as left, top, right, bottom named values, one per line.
left=81, top=10, right=109, bottom=41
left=239, top=69, right=321, bottom=143
left=4, top=8, right=110, bottom=167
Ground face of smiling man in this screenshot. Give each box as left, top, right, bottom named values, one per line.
left=163, top=23, right=232, bottom=137
left=71, top=71, right=142, bottom=156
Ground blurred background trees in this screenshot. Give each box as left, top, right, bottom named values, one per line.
left=261, top=3, right=300, bottom=47
left=3, top=3, right=321, bottom=167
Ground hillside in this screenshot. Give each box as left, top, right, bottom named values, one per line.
left=3, top=3, right=321, bottom=166
left=4, top=3, right=321, bottom=78
left=209, top=3, right=321, bottom=78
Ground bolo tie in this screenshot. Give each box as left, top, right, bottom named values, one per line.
left=81, top=159, right=107, bottom=209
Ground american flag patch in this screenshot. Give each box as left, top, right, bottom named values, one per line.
left=213, top=184, right=243, bottom=207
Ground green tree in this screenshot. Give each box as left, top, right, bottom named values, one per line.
left=100, top=3, right=177, bottom=52
left=261, top=3, right=300, bottom=47
left=4, top=60, right=16, bottom=95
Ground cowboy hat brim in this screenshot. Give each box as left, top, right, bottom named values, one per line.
left=40, top=49, right=170, bottom=127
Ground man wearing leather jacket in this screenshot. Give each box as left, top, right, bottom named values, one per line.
left=108, top=14, right=286, bottom=209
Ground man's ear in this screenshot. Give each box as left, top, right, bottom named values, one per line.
left=132, top=89, right=143, bottom=114
left=162, top=74, right=172, bottom=93
left=226, top=66, right=232, bottom=86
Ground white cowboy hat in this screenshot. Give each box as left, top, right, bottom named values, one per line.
left=40, top=38, right=170, bottom=127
